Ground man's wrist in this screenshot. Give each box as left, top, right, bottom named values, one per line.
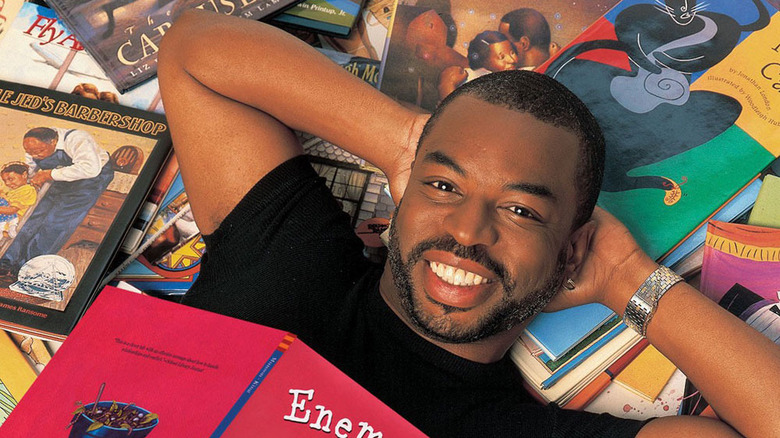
left=623, top=265, right=683, bottom=336
left=600, top=255, right=658, bottom=315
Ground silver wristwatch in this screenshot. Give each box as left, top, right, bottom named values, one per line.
left=624, top=265, right=683, bottom=336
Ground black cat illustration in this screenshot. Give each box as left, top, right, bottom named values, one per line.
left=546, top=0, right=771, bottom=204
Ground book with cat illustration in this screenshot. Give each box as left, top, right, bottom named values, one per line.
left=0, top=79, right=170, bottom=341
left=44, top=0, right=303, bottom=93
left=538, top=0, right=780, bottom=260
left=1, top=286, right=426, bottom=436
left=377, top=0, right=620, bottom=112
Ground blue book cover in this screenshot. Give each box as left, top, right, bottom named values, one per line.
left=525, top=304, right=615, bottom=361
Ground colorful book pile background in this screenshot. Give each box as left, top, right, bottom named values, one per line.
left=0, top=0, right=778, bottom=432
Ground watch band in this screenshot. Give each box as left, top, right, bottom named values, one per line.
left=623, top=265, right=683, bottom=336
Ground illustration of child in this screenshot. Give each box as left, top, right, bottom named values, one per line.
left=0, top=162, right=37, bottom=239
left=438, top=30, right=519, bottom=100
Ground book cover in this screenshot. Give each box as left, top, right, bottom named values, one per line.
left=681, top=282, right=780, bottom=416
left=378, top=0, right=620, bottom=111
left=613, top=345, right=676, bottom=402
left=0, top=0, right=24, bottom=42
left=540, top=0, right=780, bottom=260
left=747, top=174, right=780, bottom=228
left=115, top=172, right=203, bottom=295
left=524, top=303, right=615, bottom=361
left=273, top=0, right=366, bottom=37
left=699, top=220, right=780, bottom=304
left=45, top=0, right=303, bottom=93
left=119, top=149, right=179, bottom=254
left=0, top=2, right=163, bottom=113
left=0, top=330, right=37, bottom=426
left=1, top=286, right=426, bottom=437
left=0, top=79, right=170, bottom=341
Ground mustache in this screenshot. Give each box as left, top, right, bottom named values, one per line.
left=405, top=235, right=514, bottom=292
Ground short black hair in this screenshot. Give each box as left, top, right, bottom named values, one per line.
left=1, top=163, right=28, bottom=176
left=418, top=70, right=604, bottom=230
left=467, top=31, right=512, bottom=70
left=23, top=127, right=58, bottom=144
left=500, top=8, right=551, bottom=50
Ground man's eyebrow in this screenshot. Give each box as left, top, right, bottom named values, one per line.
left=422, top=151, right=465, bottom=176
left=505, top=181, right=557, bottom=202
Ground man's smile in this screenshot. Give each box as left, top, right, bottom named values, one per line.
left=420, top=249, right=499, bottom=310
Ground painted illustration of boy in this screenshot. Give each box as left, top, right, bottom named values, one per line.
left=0, top=163, right=37, bottom=239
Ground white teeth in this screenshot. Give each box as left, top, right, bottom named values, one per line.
left=428, top=261, right=490, bottom=286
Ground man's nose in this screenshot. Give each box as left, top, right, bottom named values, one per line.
left=442, top=201, right=498, bottom=248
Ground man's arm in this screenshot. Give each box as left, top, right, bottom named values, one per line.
left=158, top=10, right=426, bottom=234
left=51, top=130, right=106, bottom=181
left=549, top=208, right=780, bottom=437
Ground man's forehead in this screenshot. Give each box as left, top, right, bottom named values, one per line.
left=421, top=95, right=579, bottom=150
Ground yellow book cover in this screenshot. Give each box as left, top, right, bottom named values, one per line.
left=614, top=345, right=676, bottom=402
left=0, top=330, right=37, bottom=409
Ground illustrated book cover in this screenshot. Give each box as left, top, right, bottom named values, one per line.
left=681, top=221, right=780, bottom=416
left=378, top=0, right=620, bottom=112
left=0, top=1, right=163, bottom=113
left=539, top=0, right=780, bottom=260
left=0, top=330, right=37, bottom=426
left=273, top=0, right=367, bottom=37
left=45, top=0, right=303, bottom=93
left=1, top=286, right=426, bottom=437
left=0, top=79, right=170, bottom=341
left=114, top=171, right=202, bottom=296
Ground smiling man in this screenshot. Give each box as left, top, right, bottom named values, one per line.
left=158, top=11, right=779, bottom=438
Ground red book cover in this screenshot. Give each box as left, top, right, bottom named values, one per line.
left=1, top=287, right=426, bottom=437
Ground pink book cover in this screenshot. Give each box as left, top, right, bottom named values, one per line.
left=699, top=220, right=780, bottom=303
left=1, top=287, right=426, bottom=437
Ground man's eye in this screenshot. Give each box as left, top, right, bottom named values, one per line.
left=430, top=181, right=455, bottom=192
left=507, top=205, right=536, bottom=220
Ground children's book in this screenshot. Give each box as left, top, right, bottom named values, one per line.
left=0, top=330, right=37, bottom=426
left=613, top=345, right=676, bottom=402
left=378, top=0, right=620, bottom=112
left=118, top=150, right=179, bottom=254
left=274, top=0, right=367, bottom=37
left=524, top=303, right=615, bottom=361
left=1, top=286, right=426, bottom=437
left=0, top=2, right=163, bottom=113
left=680, top=283, right=780, bottom=416
left=321, top=0, right=394, bottom=60
left=45, top=0, right=303, bottom=93
left=510, top=321, right=642, bottom=405
left=748, top=174, right=780, bottom=228
left=699, top=220, right=780, bottom=304
left=540, top=0, right=780, bottom=260
left=0, top=0, right=24, bottom=42
left=0, top=79, right=170, bottom=341
left=114, top=172, right=202, bottom=296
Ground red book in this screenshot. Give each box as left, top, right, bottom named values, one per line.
left=2, top=287, right=426, bottom=437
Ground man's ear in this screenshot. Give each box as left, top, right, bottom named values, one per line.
left=564, top=220, right=596, bottom=280
left=517, top=35, right=531, bottom=52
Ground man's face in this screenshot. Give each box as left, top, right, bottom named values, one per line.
left=23, top=137, right=57, bottom=160
left=386, top=96, right=581, bottom=343
left=1, top=172, right=26, bottom=190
